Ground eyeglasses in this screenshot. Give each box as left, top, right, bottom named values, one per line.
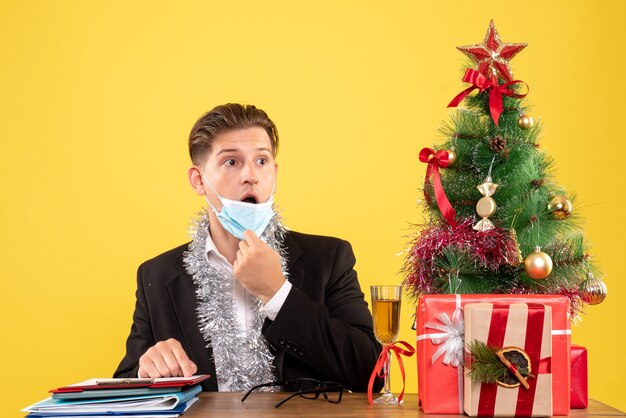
left=241, top=378, right=344, bottom=408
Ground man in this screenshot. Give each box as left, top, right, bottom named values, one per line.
left=114, top=103, right=382, bottom=392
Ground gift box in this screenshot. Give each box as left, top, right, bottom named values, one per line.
left=570, top=344, right=588, bottom=408
left=464, top=303, right=552, bottom=417
left=416, top=294, right=571, bottom=415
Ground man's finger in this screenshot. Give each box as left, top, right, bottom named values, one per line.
left=180, top=359, right=198, bottom=377
left=238, top=239, right=250, bottom=250
left=161, top=350, right=183, bottom=377
left=151, top=354, right=173, bottom=377
left=172, top=345, right=197, bottom=377
left=242, top=229, right=260, bottom=243
left=140, top=359, right=162, bottom=378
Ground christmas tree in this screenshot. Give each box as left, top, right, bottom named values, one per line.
left=403, top=20, right=607, bottom=316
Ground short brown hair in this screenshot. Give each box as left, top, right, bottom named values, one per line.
left=188, top=103, right=279, bottom=164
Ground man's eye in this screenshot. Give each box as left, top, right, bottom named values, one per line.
left=224, top=159, right=236, bottom=166
left=257, top=158, right=267, bottom=165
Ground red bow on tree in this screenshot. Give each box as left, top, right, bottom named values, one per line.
left=419, top=148, right=457, bottom=228
left=448, top=68, right=528, bottom=126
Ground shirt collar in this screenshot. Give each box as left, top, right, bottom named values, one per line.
left=204, top=231, right=232, bottom=268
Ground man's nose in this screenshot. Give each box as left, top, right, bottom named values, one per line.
left=241, top=163, right=259, bottom=184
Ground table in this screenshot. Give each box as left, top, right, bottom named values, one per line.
left=183, top=392, right=625, bottom=417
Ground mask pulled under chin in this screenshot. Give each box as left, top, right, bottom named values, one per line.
left=207, top=195, right=275, bottom=239
left=201, top=171, right=275, bottom=239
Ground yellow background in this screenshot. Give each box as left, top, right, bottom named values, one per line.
left=2, top=0, right=624, bottom=415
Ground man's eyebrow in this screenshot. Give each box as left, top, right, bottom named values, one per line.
left=215, top=148, right=239, bottom=156
left=215, top=147, right=273, bottom=156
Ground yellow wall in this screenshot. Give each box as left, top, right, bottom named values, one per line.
left=2, top=1, right=624, bottom=415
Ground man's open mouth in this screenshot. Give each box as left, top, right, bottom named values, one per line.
left=241, top=195, right=257, bottom=204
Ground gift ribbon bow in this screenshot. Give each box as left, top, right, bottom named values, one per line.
left=417, top=308, right=464, bottom=367
left=367, top=341, right=415, bottom=405
left=419, top=147, right=457, bottom=228
left=448, top=68, right=529, bottom=126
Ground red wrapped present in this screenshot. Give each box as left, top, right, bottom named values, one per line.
left=570, top=344, right=588, bottom=408
left=464, top=303, right=552, bottom=417
left=416, top=294, right=571, bottom=415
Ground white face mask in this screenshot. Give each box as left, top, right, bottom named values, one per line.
left=201, top=170, right=275, bottom=239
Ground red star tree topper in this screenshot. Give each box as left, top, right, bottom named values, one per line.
left=457, top=20, right=527, bottom=81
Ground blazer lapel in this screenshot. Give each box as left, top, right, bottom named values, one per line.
left=166, top=254, right=218, bottom=391
left=270, top=231, right=304, bottom=378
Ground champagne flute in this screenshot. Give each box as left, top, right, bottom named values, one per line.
left=370, top=285, right=402, bottom=404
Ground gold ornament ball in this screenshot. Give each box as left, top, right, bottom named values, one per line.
left=579, top=277, right=607, bottom=305
left=548, top=195, right=573, bottom=219
left=518, top=114, right=534, bottom=130
left=524, top=248, right=553, bottom=280
left=476, top=196, right=497, bottom=218
left=447, top=149, right=457, bottom=166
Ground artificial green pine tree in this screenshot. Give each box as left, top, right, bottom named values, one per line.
left=403, top=21, right=606, bottom=315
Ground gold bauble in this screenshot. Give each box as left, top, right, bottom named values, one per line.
left=524, top=247, right=552, bottom=280
left=476, top=196, right=497, bottom=218
left=447, top=149, right=457, bottom=166
left=518, top=114, right=534, bottom=130
left=548, top=195, right=573, bottom=219
left=579, top=273, right=607, bottom=305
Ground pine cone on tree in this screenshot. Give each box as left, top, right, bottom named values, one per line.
left=489, top=136, right=507, bottom=153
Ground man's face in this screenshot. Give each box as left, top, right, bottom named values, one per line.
left=198, top=127, right=277, bottom=210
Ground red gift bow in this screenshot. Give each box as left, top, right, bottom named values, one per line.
left=419, top=148, right=457, bottom=228
left=447, top=68, right=528, bottom=126
left=367, top=341, right=415, bottom=405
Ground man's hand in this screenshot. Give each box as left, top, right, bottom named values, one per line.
left=138, top=338, right=198, bottom=378
left=233, top=229, right=286, bottom=304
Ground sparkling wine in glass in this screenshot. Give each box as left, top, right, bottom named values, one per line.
left=370, top=285, right=402, bottom=404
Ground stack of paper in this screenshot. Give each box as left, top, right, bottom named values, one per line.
left=23, top=375, right=210, bottom=417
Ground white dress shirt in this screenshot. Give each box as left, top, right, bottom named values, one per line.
left=204, top=233, right=292, bottom=391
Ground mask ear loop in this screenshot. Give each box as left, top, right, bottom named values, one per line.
left=199, top=169, right=222, bottom=214
left=266, top=181, right=277, bottom=204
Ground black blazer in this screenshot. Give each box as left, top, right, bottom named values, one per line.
left=114, top=230, right=383, bottom=392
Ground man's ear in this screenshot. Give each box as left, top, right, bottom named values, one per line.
left=188, top=166, right=206, bottom=196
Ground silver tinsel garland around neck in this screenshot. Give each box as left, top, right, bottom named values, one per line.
left=182, top=210, right=289, bottom=391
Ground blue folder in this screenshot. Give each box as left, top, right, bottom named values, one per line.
left=23, top=385, right=201, bottom=416
left=25, top=399, right=194, bottom=417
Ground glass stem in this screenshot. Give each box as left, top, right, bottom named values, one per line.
left=383, top=348, right=392, bottom=396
